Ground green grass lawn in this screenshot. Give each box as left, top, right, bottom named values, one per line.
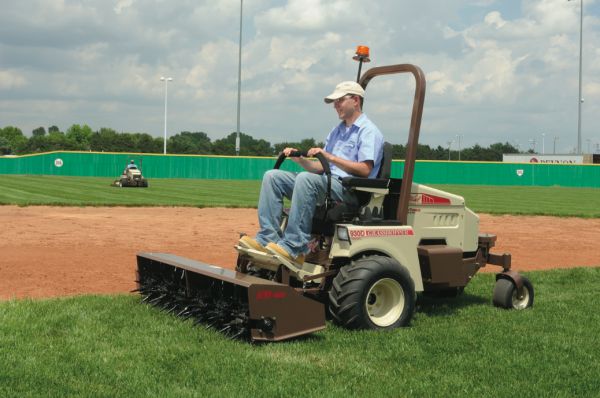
left=1, top=175, right=599, bottom=217
left=1, top=175, right=599, bottom=396
left=1, top=268, right=599, bottom=397
left=0, top=175, right=260, bottom=207
left=436, top=184, right=600, bottom=218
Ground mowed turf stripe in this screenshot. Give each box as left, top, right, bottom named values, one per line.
left=0, top=175, right=598, bottom=217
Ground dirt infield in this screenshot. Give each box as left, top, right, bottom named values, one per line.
left=1, top=206, right=599, bottom=300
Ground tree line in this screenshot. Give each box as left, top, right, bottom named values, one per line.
left=0, top=124, right=519, bottom=161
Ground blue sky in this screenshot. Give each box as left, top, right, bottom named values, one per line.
left=1, top=0, right=599, bottom=153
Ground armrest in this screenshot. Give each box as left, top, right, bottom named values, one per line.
left=341, top=177, right=390, bottom=189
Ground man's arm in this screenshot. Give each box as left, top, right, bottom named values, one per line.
left=282, top=147, right=373, bottom=177
left=307, top=147, right=372, bottom=177
left=282, top=147, right=324, bottom=173
left=284, top=147, right=374, bottom=177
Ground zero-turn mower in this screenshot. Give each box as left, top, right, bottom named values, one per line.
left=111, top=161, right=149, bottom=188
left=135, top=47, right=533, bottom=342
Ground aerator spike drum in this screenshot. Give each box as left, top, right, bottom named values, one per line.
left=136, top=260, right=250, bottom=339
left=136, top=253, right=325, bottom=341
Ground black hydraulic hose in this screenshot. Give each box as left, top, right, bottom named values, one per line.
left=273, top=151, right=332, bottom=208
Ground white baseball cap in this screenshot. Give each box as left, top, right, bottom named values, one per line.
left=324, top=81, right=365, bottom=103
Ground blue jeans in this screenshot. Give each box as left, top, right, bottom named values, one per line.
left=255, top=170, right=359, bottom=258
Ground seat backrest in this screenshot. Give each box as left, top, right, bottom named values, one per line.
left=353, top=141, right=392, bottom=206
left=377, top=142, right=393, bottom=179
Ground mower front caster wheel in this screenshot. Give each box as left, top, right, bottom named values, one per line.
left=493, top=277, right=534, bottom=310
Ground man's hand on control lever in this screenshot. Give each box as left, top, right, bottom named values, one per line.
left=282, top=147, right=299, bottom=157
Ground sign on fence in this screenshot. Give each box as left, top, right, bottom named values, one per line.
left=503, top=154, right=588, bottom=164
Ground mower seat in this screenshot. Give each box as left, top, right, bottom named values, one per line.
left=311, top=142, right=394, bottom=235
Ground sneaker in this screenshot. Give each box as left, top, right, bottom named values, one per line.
left=238, top=236, right=267, bottom=253
left=265, top=242, right=305, bottom=265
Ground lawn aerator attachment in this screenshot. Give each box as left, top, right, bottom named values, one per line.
left=136, top=252, right=326, bottom=341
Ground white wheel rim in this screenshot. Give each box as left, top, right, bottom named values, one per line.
left=512, top=286, right=530, bottom=309
left=365, top=278, right=404, bottom=327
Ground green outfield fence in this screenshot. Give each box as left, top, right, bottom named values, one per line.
left=1, top=151, right=599, bottom=187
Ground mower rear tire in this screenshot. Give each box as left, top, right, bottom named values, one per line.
left=493, top=277, right=534, bottom=310
left=328, top=255, right=416, bottom=330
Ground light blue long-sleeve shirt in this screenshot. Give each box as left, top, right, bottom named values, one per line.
left=323, top=113, right=384, bottom=179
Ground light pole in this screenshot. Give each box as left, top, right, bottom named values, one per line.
left=541, top=133, right=546, bottom=154
left=529, top=138, right=537, bottom=153
left=160, top=76, right=173, bottom=155
left=447, top=140, right=454, bottom=161
left=553, top=136, right=559, bottom=154
left=235, top=0, right=243, bottom=156
left=569, top=0, right=583, bottom=154
left=455, top=134, right=463, bottom=160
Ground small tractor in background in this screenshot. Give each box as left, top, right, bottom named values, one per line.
left=135, top=47, right=534, bottom=342
left=111, top=160, right=149, bottom=188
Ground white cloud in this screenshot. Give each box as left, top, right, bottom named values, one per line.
left=485, top=11, right=507, bottom=29
left=114, top=0, right=135, bottom=15
left=185, top=39, right=239, bottom=99
left=257, top=0, right=353, bottom=32
left=0, top=70, right=27, bottom=89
